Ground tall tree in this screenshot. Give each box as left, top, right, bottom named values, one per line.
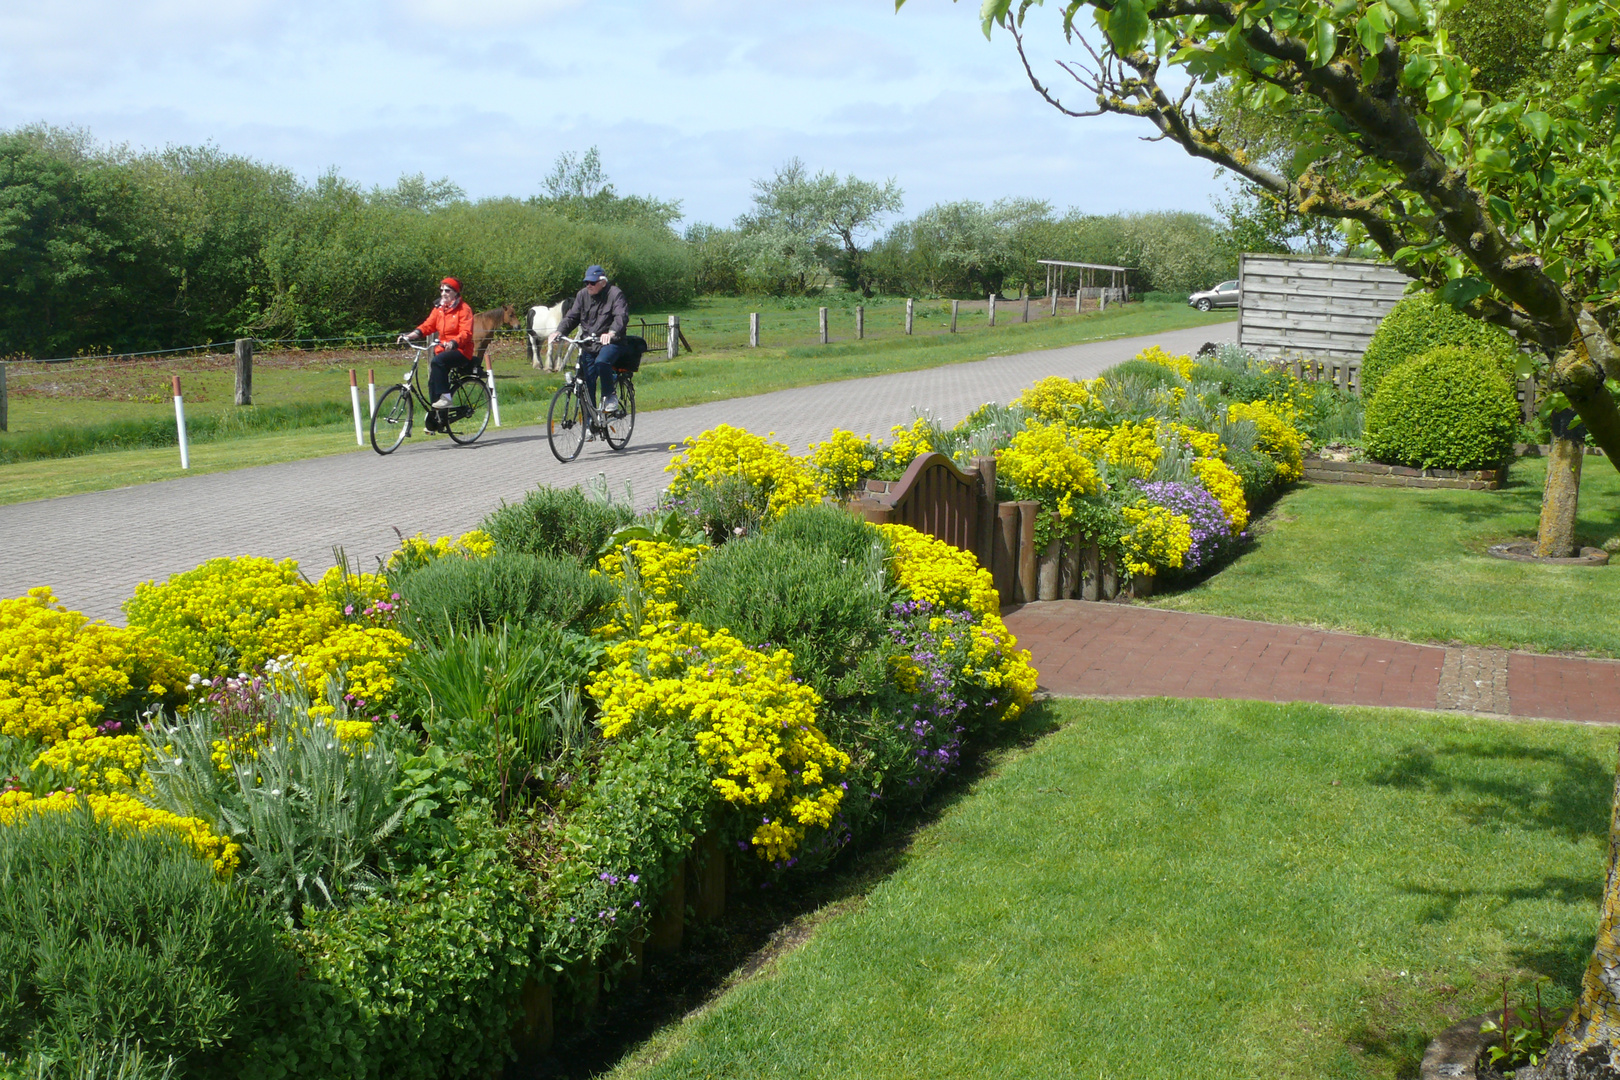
left=904, top=0, right=1620, bottom=1072
left=735, top=158, right=903, bottom=294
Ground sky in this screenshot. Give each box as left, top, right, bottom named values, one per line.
left=0, top=0, right=1232, bottom=232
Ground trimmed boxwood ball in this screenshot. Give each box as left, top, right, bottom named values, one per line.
left=1360, top=292, right=1520, bottom=397
left=1364, top=346, right=1520, bottom=470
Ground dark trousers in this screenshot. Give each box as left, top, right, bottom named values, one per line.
left=581, top=343, right=622, bottom=405
left=429, top=344, right=475, bottom=403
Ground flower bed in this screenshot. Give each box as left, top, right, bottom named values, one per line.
left=0, top=480, right=1034, bottom=1075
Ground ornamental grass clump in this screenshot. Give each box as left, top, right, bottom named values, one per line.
left=393, top=550, right=616, bottom=644
left=479, top=485, right=635, bottom=564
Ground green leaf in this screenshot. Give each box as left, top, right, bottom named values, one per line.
left=1330, top=0, right=1358, bottom=16
left=1106, top=0, right=1151, bottom=54
left=1315, top=18, right=1337, bottom=65
left=1384, top=0, right=1420, bottom=29
left=1544, top=0, right=1569, bottom=46
left=979, top=0, right=1013, bottom=38
left=1402, top=54, right=1435, bottom=87
left=1487, top=194, right=1515, bottom=224
left=1357, top=15, right=1380, bottom=55
left=1513, top=353, right=1538, bottom=379
left=1522, top=110, right=1552, bottom=143
left=1363, top=53, right=1380, bottom=85
left=1437, top=276, right=1491, bottom=308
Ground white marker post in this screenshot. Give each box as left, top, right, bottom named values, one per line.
left=349, top=370, right=364, bottom=445
left=172, top=375, right=190, bottom=469
left=367, top=369, right=377, bottom=418
left=486, top=356, right=501, bottom=428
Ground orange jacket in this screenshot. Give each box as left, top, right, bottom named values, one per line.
left=417, top=299, right=475, bottom=358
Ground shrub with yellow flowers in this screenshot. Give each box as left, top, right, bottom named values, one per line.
left=995, top=421, right=1103, bottom=526
left=593, top=538, right=707, bottom=635
left=384, top=529, right=496, bottom=576
left=1012, top=375, right=1096, bottom=422
left=877, top=523, right=1036, bottom=722
left=665, top=424, right=826, bottom=524
left=1228, top=400, right=1305, bottom=482
left=808, top=428, right=881, bottom=499
left=879, top=418, right=935, bottom=475
left=0, top=587, right=186, bottom=746
left=1134, top=343, right=1198, bottom=379
left=1120, top=501, right=1195, bottom=578
left=587, top=620, right=849, bottom=862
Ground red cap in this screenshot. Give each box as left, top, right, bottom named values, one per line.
left=440, top=277, right=461, bottom=293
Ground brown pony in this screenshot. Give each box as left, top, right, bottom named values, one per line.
left=472, top=304, right=520, bottom=362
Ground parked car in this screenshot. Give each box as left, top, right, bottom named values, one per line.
left=1188, top=279, right=1241, bottom=311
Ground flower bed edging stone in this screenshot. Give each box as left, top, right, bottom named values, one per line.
left=1303, top=456, right=1503, bottom=490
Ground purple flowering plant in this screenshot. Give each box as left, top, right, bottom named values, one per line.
left=1131, top=480, right=1239, bottom=572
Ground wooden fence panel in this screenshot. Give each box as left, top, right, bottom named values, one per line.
left=1239, top=254, right=1408, bottom=361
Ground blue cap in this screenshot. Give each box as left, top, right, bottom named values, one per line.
left=583, top=265, right=606, bottom=282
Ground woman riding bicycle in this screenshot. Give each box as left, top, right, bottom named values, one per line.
left=549, top=265, right=628, bottom=416
left=397, top=277, right=477, bottom=429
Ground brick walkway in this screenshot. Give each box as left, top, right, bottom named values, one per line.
left=1004, top=601, right=1620, bottom=725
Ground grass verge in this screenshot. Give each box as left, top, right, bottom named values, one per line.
left=604, top=696, right=1608, bottom=1080
left=1150, top=454, right=1620, bottom=657
left=0, top=304, right=1231, bottom=505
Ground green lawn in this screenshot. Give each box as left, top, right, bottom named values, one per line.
left=1150, top=454, right=1620, bottom=657
left=0, top=301, right=1232, bottom=505
left=609, top=697, right=1609, bottom=1080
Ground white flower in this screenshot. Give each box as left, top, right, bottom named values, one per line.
left=188, top=674, right=201, bottom=686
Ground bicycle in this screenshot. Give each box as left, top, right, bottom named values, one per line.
left=370, top=339, right=492, bottom=455
left=546, top=333, right=639, bottom=462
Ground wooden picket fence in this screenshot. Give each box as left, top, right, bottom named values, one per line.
left=847, top=453, right=1146, bottom=605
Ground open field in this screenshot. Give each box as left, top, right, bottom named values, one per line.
left=606, top=696, right=1607, bottom=1080
left=1150, top=455, right=1620, bottom=657
left=0, top=301, right=1231, bottom=505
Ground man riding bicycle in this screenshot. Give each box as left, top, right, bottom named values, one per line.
left=397, top=277, right=476, bottom=428
left=549, top=265, right=628, bottom=417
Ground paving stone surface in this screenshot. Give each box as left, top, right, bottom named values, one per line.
left=3, top=323, right=1231, bottom=623
left=1005, top=601, right=1620, bottom=725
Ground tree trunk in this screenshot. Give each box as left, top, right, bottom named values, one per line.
left=1537, top=414, right=1586, bottom=558
left=1521, top=746, right=1620, bottom=1079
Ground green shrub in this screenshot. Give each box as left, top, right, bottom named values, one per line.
left=767, top=503, right=890, bottom=565
left=393, top=623, right=602, bottom=797
left=479, top=487, right=634, bottom=564
left=262, top=808, right=539, bottom=1080
left=394, top=551, right=615, bottom=643
left=684, top=531, right=889, bottom=700
left=1364, top=346, right=1520, bottom=469
left=1360, top=292, right=1520, bottom=397
left=0, top=807, right=294, bottom=1071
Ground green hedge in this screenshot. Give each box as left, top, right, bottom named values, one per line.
left=1360, top=292, right=1520, bottom=397
left=1364, top=346, right=1520, bottom=469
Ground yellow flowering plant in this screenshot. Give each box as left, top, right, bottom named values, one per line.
left=0, top=587, right=186, bottom=746
left=995, top=421, right=1103, bottom=527
left=876, top=524, right=1036, bottom=722
left=1228, top=400, right=1306, bottom=482
left=1120, top=502, right=1195, bottom=577
left=1011, top=376, right=1095, bottom=422
left=808, top=428, right=881, bottom=499
left=587, top=620, right=849, bottom=862
left=384, top=529, right=496, bottom=576
left=593, top=538, right=706, bottom=635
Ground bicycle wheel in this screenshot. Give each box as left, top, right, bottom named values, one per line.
left=547, top=383, right=586, bottom=462
left=604, top=378, right=635, bottom=450
left=445, top=374, right=491, bottom=445
left=370, top=384, right=412, bottom=455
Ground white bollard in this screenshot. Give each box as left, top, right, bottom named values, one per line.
left=349, top=370, right=364, bottom=446
left=486, top=357, right=501, bottom=428
left=172, top=375, right=190, bottom=469
left=367, top=369, right=377, bottom=418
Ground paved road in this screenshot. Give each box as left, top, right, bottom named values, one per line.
left=3, top=323, right=1232, bottom=623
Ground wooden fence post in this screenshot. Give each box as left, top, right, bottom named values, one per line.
left=0, top=361, right=7, bottom=432
left=905, top=298, right=914, bottom=335
left=234, top=338, right=253, bottom=405
left=1074, top=287, right=1081, bottom=315
left=974, top=456, right=997, bottom=571
left=1015, top=501, right=1038, bottom=604
left=667, top=316, right=679, bottom=360
left=1022, top=292, right=1030, bottom=323
left=819, top=307, right=828, bottom=344
left=993, top=502, right=1019, bottom=602
left=1050, top=290, right=1057, bottom=317
left=988, top=294, right=996, bottom=327
left=749, top=312, right=759, bottom=347
left=950, top=300, right=959, bottom=333
left=856, top=305, right=864, bottom=339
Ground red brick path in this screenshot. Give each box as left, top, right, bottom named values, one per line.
left=1003, top=601, right=1620, bottom=725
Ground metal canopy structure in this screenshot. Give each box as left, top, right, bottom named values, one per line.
left=1037, top=259, right=1135, bottom=307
